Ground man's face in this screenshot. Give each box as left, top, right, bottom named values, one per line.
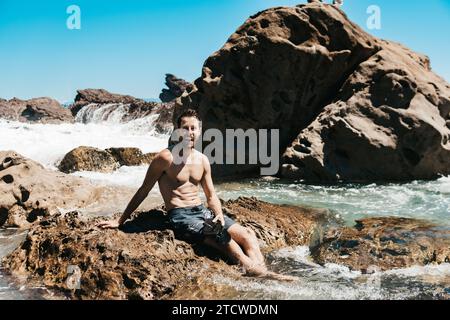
left=179, top=116, right=201, bottom=148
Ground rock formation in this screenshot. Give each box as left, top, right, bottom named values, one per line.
left=69, top=89, right=157, bottom=120
left=2, top=197, right=330, bottom=300
left=58, top=147, right=157, bottom=174
left=69, top=88, right=175, bottom=135
left=312, top=217, right=450, bottom=272
left=159, top=74, right=194, bottom=103
left=3, top=195, right=448, bottom=299
left=0, top=151, right=115, bottom=228
left=174, top=3, right=450, bottom=181
left=0, top=97, right=74, bottom=124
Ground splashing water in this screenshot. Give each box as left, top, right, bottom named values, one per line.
left=0, top=115, right=169, bottom=170
left=209, top=246, right=450, bottom=300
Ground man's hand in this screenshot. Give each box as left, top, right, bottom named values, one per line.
left=212, top=214, right=225, bottom=227
left=96, top=220, right=121, bottom=229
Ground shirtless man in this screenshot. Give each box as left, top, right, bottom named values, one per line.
left=97, top=109, right=268, bottom=276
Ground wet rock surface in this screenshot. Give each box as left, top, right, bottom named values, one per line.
left=2, top=197, right=330, bottom=300
left=312, top=217, right=450, bottom=272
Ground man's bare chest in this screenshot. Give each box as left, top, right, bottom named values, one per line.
left=165, top=163, right=204, bottom=185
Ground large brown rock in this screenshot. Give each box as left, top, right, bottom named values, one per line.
left=2, top=197, right=330, bottom=300
left=312, top=217, right=450, bottom=272
left=0, top=97, right=74, bottom=124
left=0, top=151, right=113, bottom=228
left=282, top=40, right=450, bottom=181
left=58, top=147, right=157, bottom=174
left=175, top=3, right=450, bottom=181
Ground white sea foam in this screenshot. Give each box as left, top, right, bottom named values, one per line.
left=0, top=117, right=168, bottom=169
left=70, top=165, right=150, bottom=188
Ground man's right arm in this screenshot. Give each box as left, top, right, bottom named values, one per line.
left=97, top=150, right=171, bottom=229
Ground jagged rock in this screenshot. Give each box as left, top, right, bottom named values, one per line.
left=159, top=74, right=194, bottom=103
left=312, top=217, right=450, bottom=272
left=69, top=89, right=158, bottom=121
left=68, top=88, right=175, bottom=134
left=174, top=3, right=450, bottom=181
left=0, top=151, right=112, bottom=228
left=74, top=89, right=139, bottom=106
left=2, top=197, right=330, bottom=300
left=0, top=97, right=74, bottom=124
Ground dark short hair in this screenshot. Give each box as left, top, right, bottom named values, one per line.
left=176, top=109, right=200, bottom=128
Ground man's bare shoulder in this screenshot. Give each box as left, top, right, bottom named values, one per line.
left=152, top=149, right=173, bottom=167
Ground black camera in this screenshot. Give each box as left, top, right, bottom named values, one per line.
left=203, top=218, right=231, bottom=245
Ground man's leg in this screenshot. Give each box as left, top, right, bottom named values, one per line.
left=203, top=236, right=267, bottom=276
left=227, top=224, right=265, bottom=266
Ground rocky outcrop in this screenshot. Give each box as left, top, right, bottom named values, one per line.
left=0, top=151, right=113, bottom=228
left=58, top=147, right=157, bottom=174
left=69, top=89, right=158, bottom=121
left=159, top=74, right=194, bottom=103
left=68, top=88, right=174, bottom=135
left=312, top=217, right=450, bottom=272
left=0, top=98, right=74, bottom=124
left=2, top=197, right=330, bottom=300
left=3, top=193, right=448, bottom=299
left=74, top=89, right=139, bottom=107
left=281, top=40, right=450, bottom=181
left=174, top=3, right=450, bottom=181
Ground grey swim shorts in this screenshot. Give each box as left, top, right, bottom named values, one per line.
left=167, top=204, right=236, bottom=243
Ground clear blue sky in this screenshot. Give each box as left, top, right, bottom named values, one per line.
left=1, top=0, right=449, bottom=102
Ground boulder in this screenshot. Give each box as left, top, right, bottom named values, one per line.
left=58, top=147, right=157, bottom=174
left=2, top=197, right=330, bottom=300
left=174, top=3, right=450, bottom=181
left=58, top=147, right=119, bottom=173
left=312, top=217, right=450, bottom=272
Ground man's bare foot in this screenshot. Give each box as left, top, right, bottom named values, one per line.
left=243, top=264, right=298, bottom=282
left=244, top=264, right=268, bottom=277
left=263, top=272, right=298, bottom=282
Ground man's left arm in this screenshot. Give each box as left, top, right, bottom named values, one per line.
left=200, top=155, right=225, bottom=226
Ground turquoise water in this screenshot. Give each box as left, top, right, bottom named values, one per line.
left=216, top=176, right=450, bottom=227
